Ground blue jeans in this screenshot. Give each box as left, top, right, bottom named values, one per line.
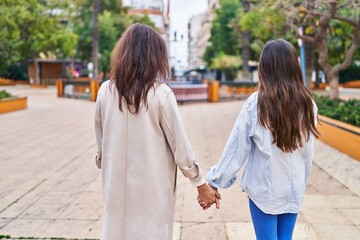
left=249, top=199, right=298, bottom=240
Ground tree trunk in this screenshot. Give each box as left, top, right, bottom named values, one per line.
left=328, top=71, right=339, bottom=99
left=32, top=50, right=40, bottom=85
left=314, top=53, right=320, bottom=88
left=242, top=0, right=250, bottom=81
left=304, top=40, right=315, bottom=89
left=303, top=0, right=316, bottom=89
left=92, top=0, right=100, bottom=80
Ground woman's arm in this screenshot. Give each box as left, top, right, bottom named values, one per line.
left=160, top=91, right=205, bottom=187
left=94, top=90, right=103, bottom=169
left=207, top=101, right=253, bottom=189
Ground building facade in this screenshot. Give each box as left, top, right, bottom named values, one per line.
left=187, top=0, right=219, bottom=69
left=187, top=14, right=203, bottom=69
left=122, top=0, right=170, bottom=47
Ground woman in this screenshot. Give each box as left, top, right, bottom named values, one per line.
left=202, top=39, right=320, bottom=239
left=95, top=24, right=219, bottom=240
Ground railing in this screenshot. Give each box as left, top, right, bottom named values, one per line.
left=169, top=82, right=208, bottom=102
left=56, top=79, right=100, bottom=101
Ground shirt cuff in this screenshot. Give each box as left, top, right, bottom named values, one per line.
left=190, top=176, right=206, bottom=187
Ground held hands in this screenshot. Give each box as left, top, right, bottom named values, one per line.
left=197, top=183, right=221, bottom=210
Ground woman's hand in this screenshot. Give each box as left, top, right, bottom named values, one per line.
left=197, top=184, right=221, bottom=210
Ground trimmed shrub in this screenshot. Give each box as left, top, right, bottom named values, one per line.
left=313, top=94, right=360, bottom=127
left=0, top=90, right=13, bottom=100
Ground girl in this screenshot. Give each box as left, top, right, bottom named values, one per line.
left=203, top=39, right=320, bottom=239
left=95, top=23, right=219, bottom=240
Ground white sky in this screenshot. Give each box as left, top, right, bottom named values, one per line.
left=169, top=0, right=207, bottom=71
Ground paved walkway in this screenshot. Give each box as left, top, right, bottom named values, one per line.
left=0, top=85, right=359, bottom=239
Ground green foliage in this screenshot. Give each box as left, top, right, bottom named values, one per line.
left=204, top=0, right=297, bottom=69
left=211, top=53, right=242, bottom=80
left=204, top=0, right=241, bottom=66
left=313, top=94, right=360, bottom=127
left=327, top=22, right=360, bottom=66
left=211, top=54, right=242, bottom=70
left=2, top=63, right=28, bottom=80
left=74, top=0, right=156, bottom=75
left=339, top=64, right=360, bottom=83
left=284, top=0, right=360, bottom=69
left=0, top=0, right=78, bottom=76
left=0, top=0, right=156, bottom=78
left=239, top=1, right=297, bottom=59
left=0, top=90, right=13, bottom=100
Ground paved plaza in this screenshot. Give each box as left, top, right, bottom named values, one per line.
left=0, top=85, right=359, bottom=239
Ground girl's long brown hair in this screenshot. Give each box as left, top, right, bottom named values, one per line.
left=110, top=23, right=170, bottom=113
left=257, top=39, right=320, bottom=153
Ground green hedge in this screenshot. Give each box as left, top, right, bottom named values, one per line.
left=339, top=64, right=360, bottom=83
left=0, top=90, right=13, bottom=100
left=313, top=94, right=360, bottom=127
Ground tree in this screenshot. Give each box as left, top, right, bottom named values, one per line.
left=74, top=0, right=155, bottom=78
left=211, top=53, right=242, bottom=80
left=204, top=0, right=242, bottom=67
left=92, top=0, right=100, bottom=80
left=0, top=0, right=78, bottom=77
left=281, top=0, right=360, bottom=99
left=239, top=2, right=296, bottom=60
left=242, top=0, right=250, bottom=80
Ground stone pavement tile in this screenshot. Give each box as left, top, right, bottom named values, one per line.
left=325, top=195, right=360, bottom=208
left=37, top=191, right=81, bottom=204
left=305, top=185, right=318, bottom=194
left=84, top=178, right=102, bottom=192
left=337, top=208, right=360, bottom=225
left=296, top=212, right=308, bottom=223
left=0, top=188, right=44, bottom=214
left=217, top=187, right=251, bottom=222
left=173, top=222, right=181, bottom=240
left=0, top=218, right=11, bottom=228
left=58, top=203, right=102, bottom=220
left=0, top=201, right=34, bottom=219
left=50, top=180, right=89, bottom=193
left=86, top=219, right=101, bottom=239
left=301, top=207, right=352, bottom=224
left=312, top=223, right=360, bottom=240
left=73, top=191, right=103, bottom=205
left=0, top=219, right=54, bottom=237
left=42, top=219, right=96, bottom=239
left=17, top=202, right=69, bottom=219
left=225, top=222, right=255, bottom=240
left=302, top=195, right=330, bottom=208
left=181, top=205, right=222, bottom=222
left=307, top=164, right=354, bottom=195
left=313, top=140, right=360, bottom=196
left=293, top=223, right=319, bottom=239
left=0, top=190, right=27, bottom=206
left=181, top=222, right=227, bottom=240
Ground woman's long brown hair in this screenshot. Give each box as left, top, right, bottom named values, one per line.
left=110, top=23, right=170, bottom=113
left=257, top=39, right=320, bottom=153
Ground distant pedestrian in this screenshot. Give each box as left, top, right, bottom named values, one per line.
left=94, top=23, right=220, bottom=240
left=200, top=39, right=320, bottom=240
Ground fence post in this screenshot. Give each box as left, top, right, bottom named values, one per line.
left=56, top=79, right=63, bottom=97
left=90, top=80, right=100, bottom=101
left=208, top=81, right=219, bottom=102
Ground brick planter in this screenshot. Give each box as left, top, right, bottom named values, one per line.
left=318, top=115, right=360, bottom=160
left=0, top=97, right=28, bottom=114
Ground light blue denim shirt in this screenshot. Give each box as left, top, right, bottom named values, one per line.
left=207, top=91, right=317, bottom=214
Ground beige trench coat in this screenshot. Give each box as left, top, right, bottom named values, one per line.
left=95, top=80, right=205, bottom=240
